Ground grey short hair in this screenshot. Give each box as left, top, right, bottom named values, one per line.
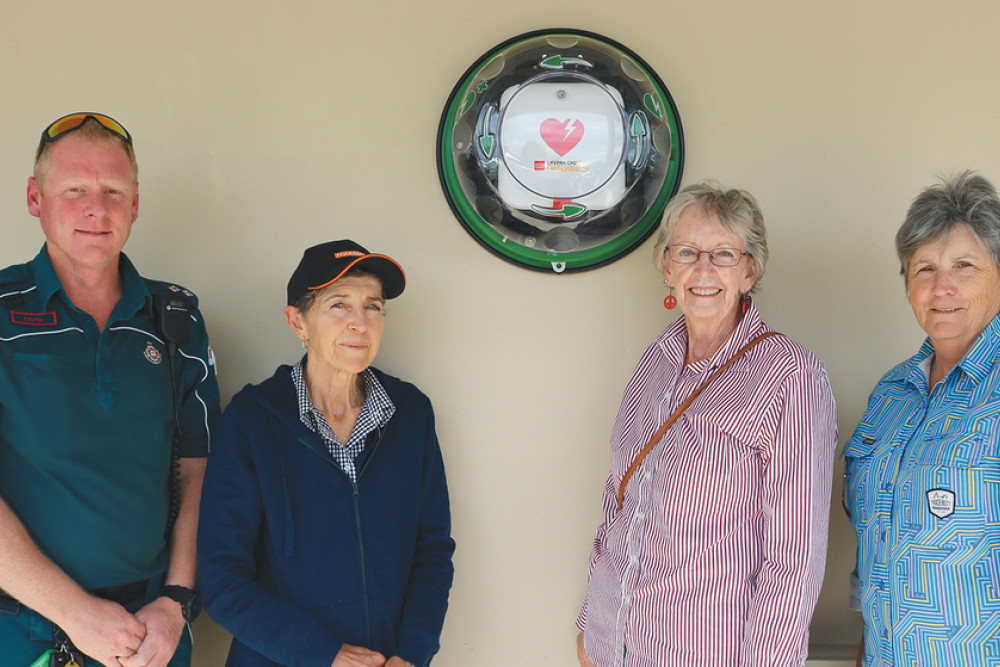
left=651, top=181, right=768, bottom=293
left=896, top=171, right=1000, bottom=278
left=291, top=268, right=385, bottom=314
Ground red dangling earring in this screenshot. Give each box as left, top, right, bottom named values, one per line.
left=664, top=283, right=677, bottom=310
left=740, top=294, right=749, bottom=316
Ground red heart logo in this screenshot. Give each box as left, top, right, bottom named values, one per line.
left=540, top=118, right=585, bottom=157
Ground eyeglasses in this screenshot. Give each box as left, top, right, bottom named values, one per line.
left=665, top=245, right=748, bottom=267
left=36, top=113, right=132, bottom=160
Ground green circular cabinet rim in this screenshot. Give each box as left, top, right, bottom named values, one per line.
left=437, top=28, right=684, bottom=273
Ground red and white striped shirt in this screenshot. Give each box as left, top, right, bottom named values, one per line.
left=578, top=301, right=837, bottom=667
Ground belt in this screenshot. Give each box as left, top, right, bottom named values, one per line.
left=0, top=578, right=150, bottom=608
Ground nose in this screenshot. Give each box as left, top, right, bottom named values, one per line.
left=82, top=192, right=109, bottom=217
left=691, top=251, right=716, bottom=270
left=931, top=270, right=957, bottom=295
left=347, top=307, right=367, bottom=331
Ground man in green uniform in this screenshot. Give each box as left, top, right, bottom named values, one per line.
left=0, top=113, right=219, bottom=667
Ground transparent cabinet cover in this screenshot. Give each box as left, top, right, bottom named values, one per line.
left=438, top=29, right=683, bottom=272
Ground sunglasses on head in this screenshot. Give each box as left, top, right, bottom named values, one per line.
left=36, top=113, right=132, bottom=160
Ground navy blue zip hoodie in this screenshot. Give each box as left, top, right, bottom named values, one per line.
left=198, top=365, right=454, bottom=667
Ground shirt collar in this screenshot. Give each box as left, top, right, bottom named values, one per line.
left=903, top=312, right=1000, bottom=388
left=704, top=297, right=767, bottom=369
left=290, top=355, right=395, bottom=431
left=658, top=296, right=767, bottom=370
left=958, top=313, right=1000, bottom=382
left=30, top=245, right=150, bottom=316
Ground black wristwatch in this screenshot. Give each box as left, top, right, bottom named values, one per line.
left=158, top=585, right=202, bottom=622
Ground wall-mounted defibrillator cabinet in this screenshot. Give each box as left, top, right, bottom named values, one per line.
left=437, top=29, right=684, bottom=273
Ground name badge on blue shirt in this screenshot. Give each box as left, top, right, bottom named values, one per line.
left=10, top=311, right=57, bottom=327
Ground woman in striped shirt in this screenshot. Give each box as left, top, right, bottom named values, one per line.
left=577, top=182, right=838, bottom=667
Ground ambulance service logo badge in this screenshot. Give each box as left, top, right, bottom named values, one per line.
left=144, top=341, right=162, bottom=365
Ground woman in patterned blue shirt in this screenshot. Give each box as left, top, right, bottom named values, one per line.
left=845, top=172, right=1000, bottom=666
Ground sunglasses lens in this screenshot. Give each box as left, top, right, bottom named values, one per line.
left=45, top=114, right=87, bottom=139
left=45, top=113, right=130, bottom=142
left=93, top=115, right=129, bottom=139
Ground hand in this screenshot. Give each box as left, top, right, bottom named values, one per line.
left=57, top=596, right=145, bottom=667
left=385, top=658, right=415, bottom=667
left=577, top=632, right=596, bottom=667
left=331, top=643, right=387, bottom=667
left=118, top=596, right=187, bottom=667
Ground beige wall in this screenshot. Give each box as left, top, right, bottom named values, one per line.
left=2, top=0, right=999, bottom=664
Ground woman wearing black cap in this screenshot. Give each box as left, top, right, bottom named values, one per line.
left=198, top=240, right=454, bottom=667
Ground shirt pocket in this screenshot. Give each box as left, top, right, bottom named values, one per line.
left=908, top=429, right=990, bottom=467
left=842, top=431, right=879, bottom=529
left=902, top=430, right=1000, bottom=535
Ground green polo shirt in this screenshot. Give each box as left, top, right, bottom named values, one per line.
left=0, top=247, right=219, bottom=590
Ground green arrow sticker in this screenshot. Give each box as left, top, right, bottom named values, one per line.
left=479, top=106, right=496, bottom=158
left=479, top=134, right=494, bottom=157
left=630, top=113, right=648, bottom=168
left=531, top=203, right=588, bottom=220
left=631, top=113, right=646, bottom=139
left=539, top=55, right=593, bottom=70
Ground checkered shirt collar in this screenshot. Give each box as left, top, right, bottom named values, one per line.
left=290, top=355, right=395, bottom=482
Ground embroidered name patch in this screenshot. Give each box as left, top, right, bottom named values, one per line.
left=927, top=488, right=956, bottom=519
left=10, top=311, right=57, bottom=326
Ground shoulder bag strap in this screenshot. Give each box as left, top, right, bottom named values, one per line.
left=615, top=330, right=782, bottom=510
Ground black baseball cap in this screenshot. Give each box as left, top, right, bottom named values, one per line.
left=287, top=240, right=406, bottom=305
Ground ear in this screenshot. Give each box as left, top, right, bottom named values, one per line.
left=661, top=255, right=673, bottom=286
left=284, top=305, right=307, bottom=340
left=131, top=182, right=139, bottom=223
left=741, top=258, right=758, bottom=294
left=26, top=177, right=41, bottom=218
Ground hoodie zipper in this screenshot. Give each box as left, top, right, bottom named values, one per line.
left=296, top=425, right=387, bottom=646
left=353, top=484, right=372, bottom=644
left=353, top=425, right=386, bottom=645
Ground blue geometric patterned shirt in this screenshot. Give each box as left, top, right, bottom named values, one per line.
left=844, top=312, right=1000, bottom=666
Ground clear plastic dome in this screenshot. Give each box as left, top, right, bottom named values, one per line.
left=438, top=29, right=684, bottom=273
